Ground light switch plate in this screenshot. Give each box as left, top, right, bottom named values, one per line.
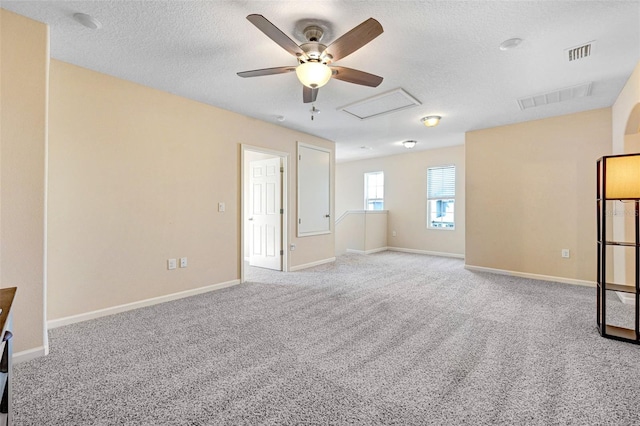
left=168, top=258, right=177, bottom=270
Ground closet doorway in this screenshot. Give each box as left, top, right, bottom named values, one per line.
left=241, top=145, right=289, bottom=281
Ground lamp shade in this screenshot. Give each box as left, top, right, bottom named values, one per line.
left=296, top=62, right=332, bottom=89
left=605, top=154, right=640, bottom=199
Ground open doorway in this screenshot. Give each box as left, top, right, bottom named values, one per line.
left=241, top=145, right=289, bottom=282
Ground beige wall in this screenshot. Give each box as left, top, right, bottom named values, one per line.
left=335, top=211, right=387, bottom=255
left=612, top=60, right=640, bottom=283
left=612, top=61, right=640, bottom=154
left=335, top=213, right=366, bottom=254
left=465, top=108, right=612, bottom=282
left=0, top=10, right=48, bottom=353
left=336, top=145, right=465, bottom=256
left=365, top=212, right=388, bottom=252
left=48, top=60, right=334, bottom=320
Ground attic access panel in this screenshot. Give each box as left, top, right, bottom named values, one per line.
left=339, top=88, right=421, bottom=120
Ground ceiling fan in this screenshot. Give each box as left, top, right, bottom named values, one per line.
left=237, top=14, right=384, bottom=103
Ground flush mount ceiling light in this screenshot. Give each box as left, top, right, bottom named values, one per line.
left=499, top=37, right=522, bottom=51
left=421, top=116, right=441, bottom=127
left=73, top=12, right=102, bottom=30
left=295, top=61, right=333, bottom=89
left=403, top=140, right=417, bottom=149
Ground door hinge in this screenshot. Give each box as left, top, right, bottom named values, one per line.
left=299, top=154, right=301, bottom=161
left=280, top=167, right=284, bottom=173
left=280, top=250, right=284, bottom=256
left=280, top=208, right=284, bottom=214
left=299, top=218, right=301, bottom=224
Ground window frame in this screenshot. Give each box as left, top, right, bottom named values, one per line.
left=364, top=171, right=384, bottom=211
left=426, top=165, right=455, bottom=230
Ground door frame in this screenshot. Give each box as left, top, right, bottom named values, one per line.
left=241, top=144, right=289, bottom=283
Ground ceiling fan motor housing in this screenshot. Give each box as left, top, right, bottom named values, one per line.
left=303, top=25, right=324, bottom=42
left=299, top=42, right=330, bottom=64
left=300, top=25, right=332, bottom=64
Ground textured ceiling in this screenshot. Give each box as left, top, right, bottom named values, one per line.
left=3, top=1, right=640, bottom=162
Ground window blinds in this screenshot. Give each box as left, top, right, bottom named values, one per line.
left=427, top=166, right=455, bottom=199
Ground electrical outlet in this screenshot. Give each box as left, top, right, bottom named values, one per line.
left=218, top=202, right=225, bottom=212
left=561, top=249, right=570, bottom=258
left=180, top=257, right=188, bottom=268
left=392, top=230, right=397, bottom=237
left=167, top=258, right=177, bottom=270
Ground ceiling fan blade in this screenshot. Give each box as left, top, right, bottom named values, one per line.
left=330, top=66, right=383, bottom=87
left=323, top=18, right=383, bottom=62
left=237, top=66, right=296, bottom=78
left=303, top=86, right=318, bottom=103
left=247, top=14, right=307, bottom=59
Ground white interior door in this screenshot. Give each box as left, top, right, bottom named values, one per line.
left=249, top=157, right=282, bottom=270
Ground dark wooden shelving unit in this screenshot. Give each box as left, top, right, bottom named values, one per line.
left=0, top=287, right=16, bottom=426
left=597, top=154, right=640, bottom=344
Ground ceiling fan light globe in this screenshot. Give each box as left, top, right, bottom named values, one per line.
left=296, top=62, right=332, bottom=89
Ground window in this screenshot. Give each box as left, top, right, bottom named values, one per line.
left=427, top=165, right=455, bottom=229
left=364, top=171, right=384, bottom=210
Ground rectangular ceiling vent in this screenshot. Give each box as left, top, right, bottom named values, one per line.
left=339, top=88, right=421, bottom=120
left=565, top=41, right=595, bottom=62
left=517, top=82, right=593, bottom=111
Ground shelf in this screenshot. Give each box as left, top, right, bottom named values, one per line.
left=598, top=282, right=638, bottom=293
left=605, top=241, right=639, bottom=247
left=597, top=155, right=640, bottom=346
left=604, top=325, right=638, bottom=341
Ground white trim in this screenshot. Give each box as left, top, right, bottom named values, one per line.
left=464, top=264, right=595, bottom=287
left=289, top=257, right=336, bottom=271
left=42, top=25, right=51, bottom=358
left=47, top=280, right=241, bottom=329
left=347, top=247, right=389, bottom=255
left=387, top=246, right=465, bottom=259
left=335, top=209, right=388, bottom=225
left=13, top=346, right=47, bottom=364
left=297, top=142, right=332, bottom=238
left=617, top=291, right=635, bottom=305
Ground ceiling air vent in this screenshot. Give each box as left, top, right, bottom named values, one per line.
left=565, top=41, right=594, bottom=62
left=339, top=88, right=421, bottom=120
left=517, top=82, right=593, bottom=111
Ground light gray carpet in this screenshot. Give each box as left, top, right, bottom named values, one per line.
left=13, top=252, right=640, bottom=425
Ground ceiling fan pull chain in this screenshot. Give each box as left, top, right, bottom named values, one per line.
left=310, top=105, right=320, bottom=121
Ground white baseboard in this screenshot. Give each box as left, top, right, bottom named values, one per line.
left=346, top=247, right=389, bottom=255
left=387, top=247, right=465, bottom=259
left=617, top=291, right=635, bottom=305
left=289, top=257, right=336, bottom=271
left=47, top=279, right=241, bottom=329
left=13, top=346, right=47, bottom=364
left=464, top=264, right=595, bottom=287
